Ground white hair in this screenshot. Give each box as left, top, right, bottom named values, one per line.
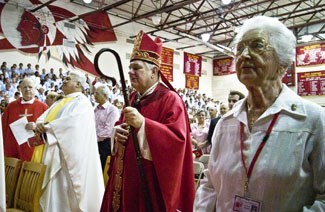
left=145, top=62, right=157, bottom=71
left=97, top=85, right=110, bottom=99
left=20, top=78, right=36, bottom=89
left=232, top=16, right=296, bottom=68
left=70, top=71, right=87, bottom=89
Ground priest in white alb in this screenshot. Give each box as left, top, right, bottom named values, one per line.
left=35, top=71, right=104, bottom=211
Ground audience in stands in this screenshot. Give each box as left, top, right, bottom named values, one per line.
left=0, top=60, right=239, bottom=125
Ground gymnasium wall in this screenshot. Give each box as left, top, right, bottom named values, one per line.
left=0, top=0, right=323, bottom=106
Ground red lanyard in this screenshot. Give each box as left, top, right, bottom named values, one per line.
left=240, top=113, right=280, bottom=180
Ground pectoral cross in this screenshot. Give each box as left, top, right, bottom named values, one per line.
left=19, top=109, right=33, bottom=118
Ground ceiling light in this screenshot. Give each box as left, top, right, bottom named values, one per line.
left=201, top=33, right=211, bottom=42
left=221, top=0, right=231, bottom=4
left=151, top=14, right=161, bottom=25
left=83, top=0, right=92, bottom=4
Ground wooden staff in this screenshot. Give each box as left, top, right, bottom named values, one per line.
left=94, top=48, right=152, bottom=212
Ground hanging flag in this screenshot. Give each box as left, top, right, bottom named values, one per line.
left=185, top=74, right=199, bottom=90
left=161, top=47, right=174, bottom=81
left=183, top=52, right=202, bottom=76
left=213, top=57, right=236, bottom=76
left=296, top=42, right=325, bottom=67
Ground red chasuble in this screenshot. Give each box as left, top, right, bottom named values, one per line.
left=2, top=98, right=48, bottom=161
left=101, top=84, right=195, bottom=212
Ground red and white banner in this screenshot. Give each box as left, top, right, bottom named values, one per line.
left=0, top=0, right=117, bottom=76
left=183, top=52, right=202, bottom=76
left=296, top=42, right=325, bottom=67
left=213, top=57, right=236, bottom=76
left=185, top=74, right=199, bottom=90
left=161, top=47, right=174, bottom=82
left=297, top=70, right=325, bottom=96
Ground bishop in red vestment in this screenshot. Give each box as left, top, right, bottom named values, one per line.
left=100, top=31, right=195, bottom=212
left=2, top=78, right=48, bottom=161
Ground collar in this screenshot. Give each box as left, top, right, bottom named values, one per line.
left=21, top=97, right=35, bottom=104
left=99, top=101, right=111, bottom=109
left=137, top=82, right=159, bottom=99
left=225, top=84, right=307, bottom=123
left=65, top=92, right=82, bottom=98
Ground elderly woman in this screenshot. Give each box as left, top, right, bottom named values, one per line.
left=195, top=16, right=325, bottom=211
left=191, top=110, right=211, bottom=154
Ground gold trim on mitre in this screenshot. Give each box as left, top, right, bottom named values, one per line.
left=130, top=32, right=161, bottom=67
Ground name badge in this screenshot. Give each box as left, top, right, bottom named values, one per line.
left=233, top=195, right=261, bottom=212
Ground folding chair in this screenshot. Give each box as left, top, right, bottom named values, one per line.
left=198, top=154, right=210, bottom=169
left=4, top=157, right=21, bottom=208
left=193, top=161, right=204, bottom=190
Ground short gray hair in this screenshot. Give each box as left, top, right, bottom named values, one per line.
left=232, top=16, right=296, bottom=68
left=97, top=85, right=110, bottom=99
left=20, top=78, right=36, bottom=90
left=145, top=62, right=157, bottom=71
left=70, top=71, right=88, bottom=89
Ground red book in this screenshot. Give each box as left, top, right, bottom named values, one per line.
left=192, top=149, right=203, bottom=159
left=27, top=133, right=46, bottom=147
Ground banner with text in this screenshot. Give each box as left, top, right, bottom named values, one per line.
left=213, top=57, right=236, bottom=76
left=296, top=42, right=325, bottom=67
left=161, top=47, right=174, bottom=82
left=184, top=52, right=202, bottom=76
left=297, top=70, right=325, bottom=96
left=185, top=74, right=199, bottom=90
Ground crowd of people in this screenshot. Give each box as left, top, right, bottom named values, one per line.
left=0, top=59, right=238, bottom=160
left=1, top=16, right=324, bottom=212
left=0, top=61, right=122, bottom=111
left=0, top=57, right=235, bottom=161
left=0, top=62, right=229, bottom=120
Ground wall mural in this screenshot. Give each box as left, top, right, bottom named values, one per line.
left=0, top=0, right=117, bottom=76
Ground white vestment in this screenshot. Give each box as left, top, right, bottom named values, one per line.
left=38, top=92, right=104, bottom=212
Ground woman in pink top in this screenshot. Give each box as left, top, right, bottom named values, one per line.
left=191, top=110, right=211, bottom=154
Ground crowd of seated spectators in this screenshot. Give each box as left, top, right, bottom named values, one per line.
left=0, top=61, right=225, bottom=122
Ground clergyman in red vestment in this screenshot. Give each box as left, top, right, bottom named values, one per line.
left=2, top=78, right=48, bottom=161
left=100, top=31, right=195, bottom=212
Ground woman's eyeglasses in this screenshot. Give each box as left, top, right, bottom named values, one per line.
left=234, top=38, right=273, bottom=56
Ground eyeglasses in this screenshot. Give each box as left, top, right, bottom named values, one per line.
left=234, top=38, right=273, bottom=56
